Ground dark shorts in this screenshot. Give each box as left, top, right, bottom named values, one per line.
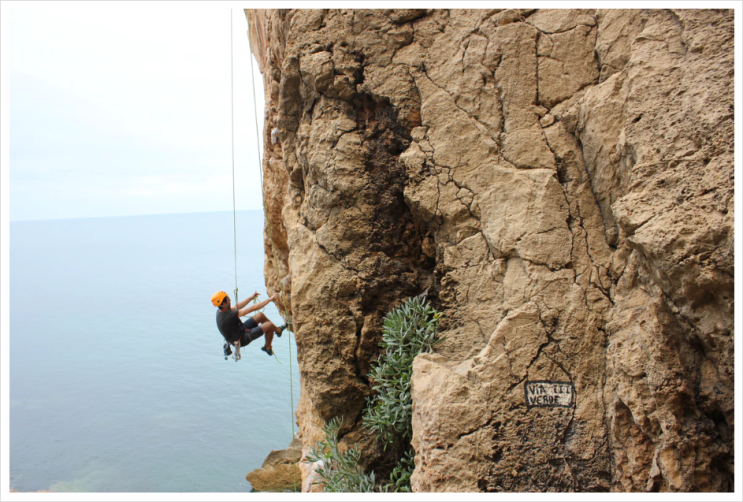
left=237, top=317, right=264, bottom=346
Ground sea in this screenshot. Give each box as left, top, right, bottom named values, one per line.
left=8, top=210, right=301, bottom=492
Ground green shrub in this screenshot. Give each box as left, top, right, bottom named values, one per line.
left=362, top=295, right=442, bottom=448
left=305, top=296, right=441, bottom=493
left=385, top=449, right=415, bottom=492
left=304, top=417, right=376, bottom=493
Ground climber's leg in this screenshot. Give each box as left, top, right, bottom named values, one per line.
left=254, top=312, right=287, bottom=337
left=261, top=323, right=276, bottom=351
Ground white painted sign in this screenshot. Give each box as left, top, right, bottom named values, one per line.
left=524, top=381, right=575, bottom=409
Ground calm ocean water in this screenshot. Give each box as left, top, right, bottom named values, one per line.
left=9, top=210, right=300, bottom=492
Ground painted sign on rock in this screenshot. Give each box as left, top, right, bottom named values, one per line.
left=524, top=381, right=575, bottom=409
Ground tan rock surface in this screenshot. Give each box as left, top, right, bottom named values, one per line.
left=247, top=9, right=734, bottom=492
left=245, top=436, right=302, bottom=492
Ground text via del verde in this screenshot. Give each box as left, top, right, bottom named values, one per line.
left=524, top=381, right=575, bottom=409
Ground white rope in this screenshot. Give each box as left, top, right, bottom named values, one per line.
left=230, top=9, right=239, bottom=307
left=247, top=12, right=298, bottom=492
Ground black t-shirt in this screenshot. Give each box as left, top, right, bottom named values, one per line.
left=216, top=309, right=241, bottom=344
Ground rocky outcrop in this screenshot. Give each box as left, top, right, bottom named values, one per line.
left=245, top=436, right=302, bottom=492
left=247, top=9, right=734, bottom=492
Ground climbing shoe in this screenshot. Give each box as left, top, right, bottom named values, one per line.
left=276, top=324, right=288, bottom=337
left=261, top=346, right=274, bottom=356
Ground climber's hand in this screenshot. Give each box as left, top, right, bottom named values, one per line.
left=270, top=293, right=279, bottom=303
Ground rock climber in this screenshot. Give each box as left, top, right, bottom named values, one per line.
left=211, top=291, right=287, bottom=356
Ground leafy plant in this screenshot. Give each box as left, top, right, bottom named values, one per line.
left=305, top=296, right=441, bottom=493
left=362, top=295, right=442, bottom=448
left=385, top=449, right=415, bottom=492
left=304, top=417, right=376, bottom=493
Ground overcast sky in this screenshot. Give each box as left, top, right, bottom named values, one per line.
left=5, top=4, right=265, bottom=221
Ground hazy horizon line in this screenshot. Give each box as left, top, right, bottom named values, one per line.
left=8, top=208, right=265, bottom=224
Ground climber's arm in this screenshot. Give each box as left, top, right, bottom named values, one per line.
left=238, top=293, right=278, bottom=317
left=233, top=292, right=259, bottom=311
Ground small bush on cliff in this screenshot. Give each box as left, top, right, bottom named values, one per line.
left=363, top=295, right=442, bottom=491
left=305, top=297, right=441, bottom=493
left=386, top=449, right=415, bottom=492
left=363, top=295, right=442, bottom=447
left=305, top=417, right=376, bottom=492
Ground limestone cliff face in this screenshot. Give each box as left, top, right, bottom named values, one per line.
left=247, top=9, right=734, bottom=492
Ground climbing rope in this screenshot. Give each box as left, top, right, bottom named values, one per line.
left=246, top=11, right=299, bottom=492
left=230, top=9, right=239, bottom=309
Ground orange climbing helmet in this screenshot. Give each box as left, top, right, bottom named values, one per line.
left=211, top=291, right=228, bottom=307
